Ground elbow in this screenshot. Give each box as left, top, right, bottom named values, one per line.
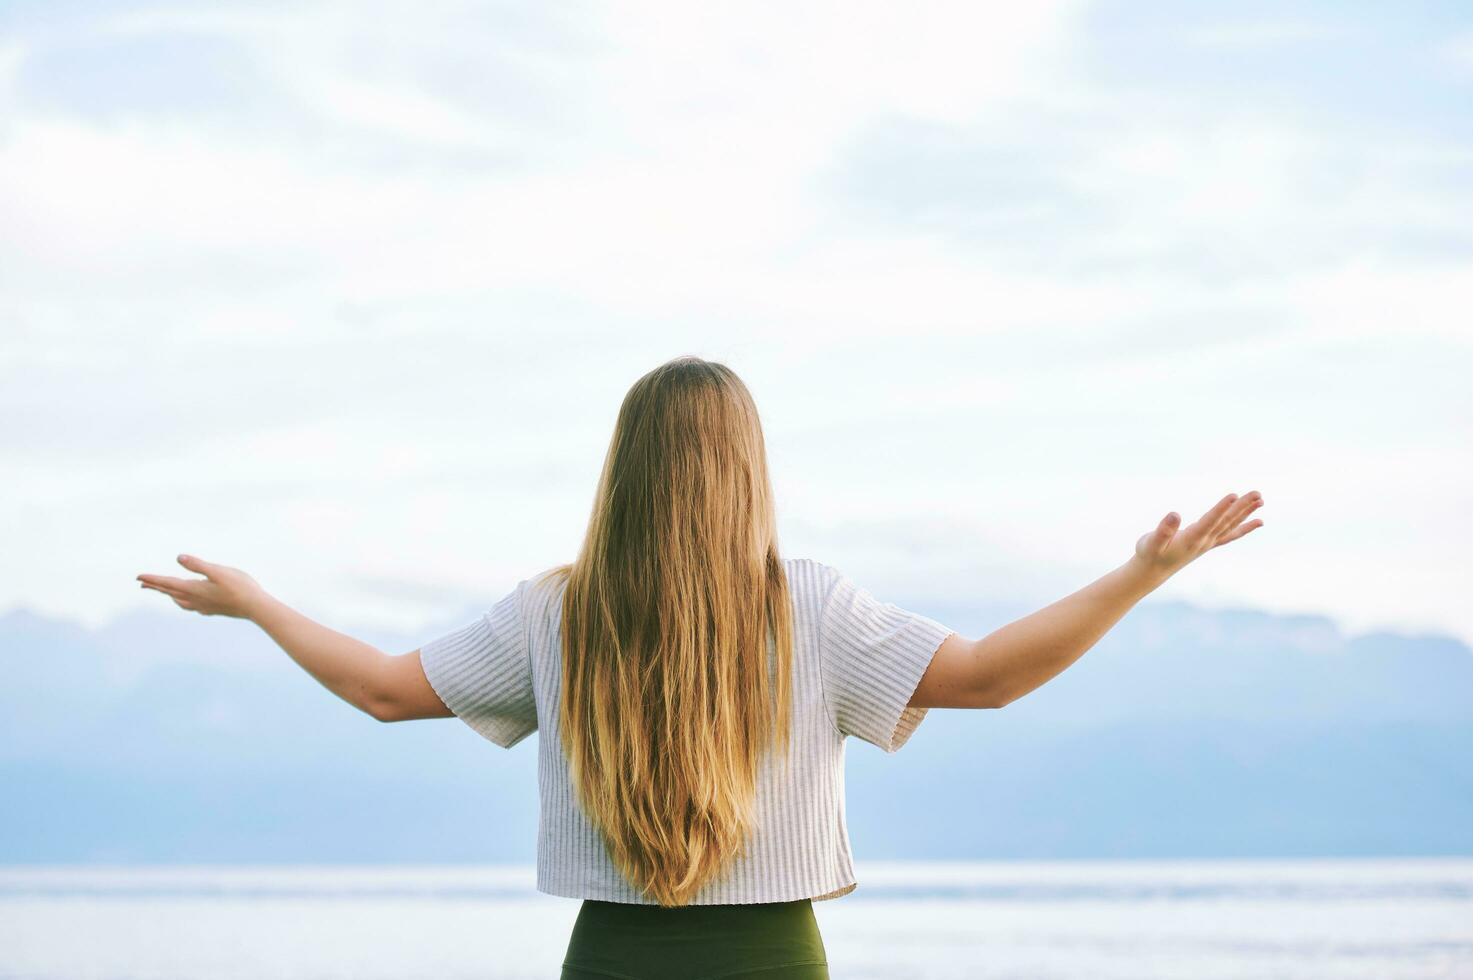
left=967, top=641, right=1013, bottom=709
left=976, top=685, right=1012, bottom=709
left=362, top=693, right=401, bottom=723
left=980, top=673, right=1015, bottom=709
left=984, top=676, right=1019, bottom=709
left=357, top=662, right=402, bottom=722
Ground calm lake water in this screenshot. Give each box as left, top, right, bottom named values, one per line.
left=2, top=858, right=1470, bottom=979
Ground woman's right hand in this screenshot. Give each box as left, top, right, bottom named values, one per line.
left=1132, top=490, right=1264, bottom=584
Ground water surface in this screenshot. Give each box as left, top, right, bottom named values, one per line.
left=2, top=858, right=1470, bottom=979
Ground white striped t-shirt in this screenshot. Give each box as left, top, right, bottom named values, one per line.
left=417, top=556, right=956, bottom=905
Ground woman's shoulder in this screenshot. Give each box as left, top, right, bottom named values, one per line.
left=780, top=556, right=841, bottom=597
left=518, top=565, right=572, bottom=622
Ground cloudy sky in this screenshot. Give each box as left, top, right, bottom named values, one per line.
left=3, top=0, right=1470, bottom=649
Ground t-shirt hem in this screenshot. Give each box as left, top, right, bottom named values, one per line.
left=536, top=877, right=859, bottom=905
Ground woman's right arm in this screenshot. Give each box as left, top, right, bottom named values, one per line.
left=909, top=490, right=1264, bottom=710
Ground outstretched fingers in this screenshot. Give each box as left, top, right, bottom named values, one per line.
left=1183, top=492, right=1239, bottom=547
left=1217, top=491, right=1262, bottom=532
left=138, top=573, right=201, bottom=595
left=1208, top=491, right=1265, bottom=549
left=1213, top=518, right=1263, bottom=548
left=140, top=581, right=199, bottom=610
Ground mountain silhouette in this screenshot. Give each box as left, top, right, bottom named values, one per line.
left=3, top=596, right=1469, bottom=863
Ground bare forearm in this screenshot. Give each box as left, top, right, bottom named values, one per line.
left=978, top=558, right=1165, bottom=707
left=247, top=593, right=389, bottom=717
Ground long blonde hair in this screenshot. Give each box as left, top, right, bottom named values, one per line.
left=545, top=355, right=794, bottom=907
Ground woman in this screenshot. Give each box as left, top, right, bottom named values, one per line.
left=137, top=355, right=1265, bottom=979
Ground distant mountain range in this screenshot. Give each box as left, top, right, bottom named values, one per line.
left=3, top=596, right=1470, bottom=863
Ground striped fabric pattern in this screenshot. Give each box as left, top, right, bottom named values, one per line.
left=418, top=556, right=956, bottom=905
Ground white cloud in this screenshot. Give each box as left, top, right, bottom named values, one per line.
left=2, top=1, right=1470, bottom=649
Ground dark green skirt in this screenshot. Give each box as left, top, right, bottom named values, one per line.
left=560, top=897, right=831, bottom=979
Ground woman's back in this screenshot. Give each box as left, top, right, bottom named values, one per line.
left=418, top=555, right=957, bottom=905
left=137, top=352, right=1264, bottom=978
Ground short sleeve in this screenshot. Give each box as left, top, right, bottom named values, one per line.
left=818, top=565, right=955, bottom=753
left=417, top=581, right=538, bottom=749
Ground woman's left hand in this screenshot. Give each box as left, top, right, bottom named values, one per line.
left=137, top=555, right=268, bottom=619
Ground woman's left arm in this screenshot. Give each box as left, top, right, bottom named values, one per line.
left=137, top=554, right=453, bottom=722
